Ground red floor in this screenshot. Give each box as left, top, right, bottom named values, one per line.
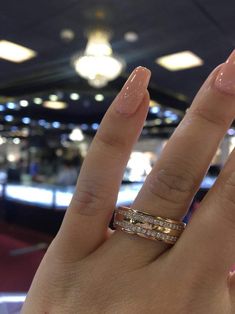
left=0, top=223, right=52, bottom=292
left=0, top=234, right=46, bottom=291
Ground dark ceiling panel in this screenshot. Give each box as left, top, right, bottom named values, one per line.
left=0, top=0, right=235, bottom=113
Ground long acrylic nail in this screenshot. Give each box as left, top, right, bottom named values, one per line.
left=215, top=49, right=235, bottom=94
left=114, top=66, right=151, bottom=114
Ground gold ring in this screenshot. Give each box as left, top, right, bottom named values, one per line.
left=113, top=206, right=186, bottom=245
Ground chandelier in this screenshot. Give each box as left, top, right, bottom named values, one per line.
left=73, top=30, right=125, bottom=88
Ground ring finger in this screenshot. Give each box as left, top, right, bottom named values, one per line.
left=108, top=50, right=235, bottom=265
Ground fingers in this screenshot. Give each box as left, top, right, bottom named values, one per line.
left=169, top=50, right=235, bottom=282
left=176, top=146, right=235, bottom=282
left=107, top=50, right=235, bottom=265
left=51, top=67, right=151, bottom=261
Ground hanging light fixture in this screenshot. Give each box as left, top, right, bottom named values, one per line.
left=72, top=30, right=125, bottom=88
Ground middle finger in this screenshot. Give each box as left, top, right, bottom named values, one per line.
left=108, top=51, right=235, bottom=264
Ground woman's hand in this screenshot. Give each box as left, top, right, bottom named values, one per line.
left=22, top=51, right=235, bottom=314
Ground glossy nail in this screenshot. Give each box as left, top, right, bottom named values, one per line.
left=114, top=66, right=151, bottom=114
left=215, top=49, right=235, bottom=94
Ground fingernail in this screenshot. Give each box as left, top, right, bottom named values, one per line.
left=114, top=66, right=151, bottom=114
left=215, top=49, right=235, bottom=94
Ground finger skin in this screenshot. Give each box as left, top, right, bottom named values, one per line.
left=169, top=50, right=235, bottom=282
left=52, top=67, right=151, bottom=260
left=134, top=64, right=235, bottom=221
left=177, top=147, right=235, bottom=282
left=108, top=56, right=235, bottom=265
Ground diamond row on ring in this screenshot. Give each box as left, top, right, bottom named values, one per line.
left=116, top=208, right=184, bottom=231
left=114, top=220, right=178, bottom=243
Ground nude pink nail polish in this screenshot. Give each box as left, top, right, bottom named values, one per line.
left=114, top=66, right=151, bottom=114
left=215, top=49, right=235, bottom=94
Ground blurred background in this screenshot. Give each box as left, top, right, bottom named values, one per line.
left=0, top=0, right=235, bottom=312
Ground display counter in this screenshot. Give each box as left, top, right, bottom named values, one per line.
left=0, top=293, right=26, bottom=314
left=2, top=182, right=143, bottom=210
left=0, top=176, right=216, bottom=234
left=0, top=175, right=216, bottom=209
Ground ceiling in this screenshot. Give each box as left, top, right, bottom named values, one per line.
left=0, top=0, right=234, bottom=134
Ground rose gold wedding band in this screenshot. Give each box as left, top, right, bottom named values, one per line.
left=113, top=206, right=186, bottom=245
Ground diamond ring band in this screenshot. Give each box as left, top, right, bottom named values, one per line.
left=113, top=206, right=186, bottom=245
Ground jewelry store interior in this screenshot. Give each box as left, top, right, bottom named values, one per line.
left=1, top=0, right=235, bottom=312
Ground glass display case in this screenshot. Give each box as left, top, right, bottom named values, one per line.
left=0, top=175, right=216, bottom=210
left=0, top=293, right=26, bottom=314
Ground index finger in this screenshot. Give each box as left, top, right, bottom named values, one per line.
left=52, top=67, right=151, bottom=260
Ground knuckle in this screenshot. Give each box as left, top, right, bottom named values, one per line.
left=70, top=179, right=110, bottom=216
left=190, top=106, right=228, bottom=128
left=96, top=128, right=128, bottom=152
left=147, top=165, right=195, bottom=207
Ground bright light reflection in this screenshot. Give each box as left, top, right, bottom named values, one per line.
left=91, top=123, right=99, bottom=130
left=20, top=100, right=29, bottom=107
left=38, top=119, right=46, bottom=126
left=150, top=107, right=160, bottom=114
left=0, top=294, right=26, bottom=303
left=156, top=50, right=203, bottom=71
left=0, top=40, right=37, bottom=63
left=52, top=121, right=61, bottom=128
left=6, top=102, right=16, bottom=109
left=126, top=152, right=152, bottom=182
left=34, top=97, right=43, bottom=105
left=69, top=128, right=84, bottom=141
left=95, top=94, right=104, bottom=101
left=70, top=93, right=80, bottom=100
left=49, top=94, right=58, bottom=101
left=22, top=117, right=31, bottom=124
left=55, top=190, right=73, bottom=208
left=5, top=185, right=53, bottom=206
left=5, top=115, right=13, bottom=122
left=13, top=138, right=21, bottom=144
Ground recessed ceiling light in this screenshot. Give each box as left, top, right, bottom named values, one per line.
left=38, top=119, right=46, bottom=126
left=43, top=101, right=67, bottom=110
left=155, top=51, right=203, bottom=71
left=80, top=123, right=89, bottom=130
left=49, top=94, right=59, bottom=101
left=124, top=32, right=139, bottom=42
left=13, top=138, right=21, bottom=144
left=60, top=29, right=75, bottom=42
left=164, top=110, right=174, bottom=117
left=150, top=106, right=160, bottom=114
left=52, top=121, right=61, bottom=128
left=228, top=128, right=235, bottom=136
left=91, top=123, right=99, bottom=130
left=22, top=117, right=31, bottom=124
left=6, top=102, right=17, bottom=109
left=20, top=100, right=29, bottom=107
left=5, top=115, right=13, bottom=122
left=0, top=40, right=37, bottom=63
left=95, top=94, right=104, bottom=102
left=70, top=93, right=80, bottom=100
left=0, top=105, right=5, bottom=111
left=33, top=97, right=43, bottom=105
